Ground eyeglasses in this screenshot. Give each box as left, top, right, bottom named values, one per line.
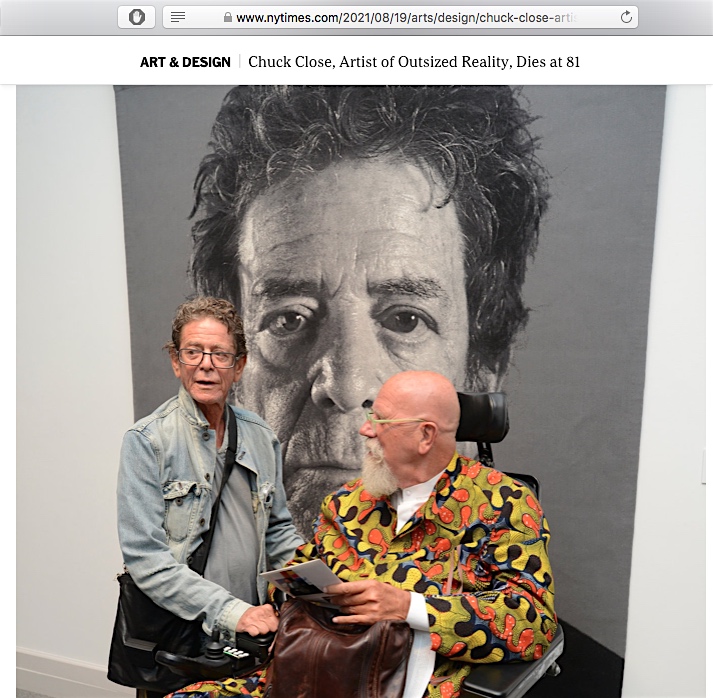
left=177, top=348, right=239, bottom=369
left=364, top=409, right=427, bottom=429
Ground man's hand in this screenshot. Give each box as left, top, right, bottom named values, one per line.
left=236, top=604, right=279, bottom=636
left=325, top=580, right=410, bottom=626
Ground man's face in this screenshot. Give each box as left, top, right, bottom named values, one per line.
left=236, top=158, right=488, bottom=534
left=359, top=385, right=425, bottom=496
left=170, top=317, right=246, bottom=412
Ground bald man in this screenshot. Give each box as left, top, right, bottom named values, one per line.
left=169, top=371, right=557, bottom=698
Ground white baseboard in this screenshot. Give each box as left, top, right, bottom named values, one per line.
left=17, top=647, right=133, bottom=698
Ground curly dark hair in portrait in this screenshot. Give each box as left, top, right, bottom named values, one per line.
left=190, top=85, right=548, bottom=383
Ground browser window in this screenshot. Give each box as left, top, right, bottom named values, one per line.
left=7, top=2, right=710, bottom=698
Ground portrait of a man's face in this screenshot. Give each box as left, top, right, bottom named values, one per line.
left=115, top=83, right=667, bottom=696
left=238, top=158, right=476, bottom=530
left=186, top=85, right=545, bottom=533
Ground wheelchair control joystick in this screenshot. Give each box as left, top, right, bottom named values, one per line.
left=155, top=629, right=253, bottom=680
left=204, top=629, right=227, bottom=660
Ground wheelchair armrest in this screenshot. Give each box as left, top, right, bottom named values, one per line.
left=235, top=631, right=274, bottom=662
left=231, top=588, right=284, bottom=661
left=229, top=589, right=288, bottom=663
left=460, top=625, right=564, bottom=698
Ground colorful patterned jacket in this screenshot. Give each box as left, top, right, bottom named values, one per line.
left=292, top=453, right=557, bottom=697
left=168, top=454, right=556, bottom=698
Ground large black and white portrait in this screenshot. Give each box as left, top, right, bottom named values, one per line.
left=115, top=84, right=665, bottom=696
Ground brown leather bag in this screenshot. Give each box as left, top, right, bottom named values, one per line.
left=264, top=598, right=413, bottom=698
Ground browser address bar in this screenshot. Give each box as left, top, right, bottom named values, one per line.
left=163, top=6, right=639, bottom=29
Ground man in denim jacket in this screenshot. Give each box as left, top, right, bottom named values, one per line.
left=117, top=297, right=303, bottom=697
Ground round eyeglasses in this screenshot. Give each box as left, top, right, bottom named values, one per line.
left=177, top=348, right=239, bottom=369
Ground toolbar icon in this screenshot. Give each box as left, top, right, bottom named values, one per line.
left=129, top=8, right=145, bottom=25
left=118, top=6, right=156, bottom=28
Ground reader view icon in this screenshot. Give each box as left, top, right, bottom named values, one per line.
left=129, top=8, right=145, bottom=24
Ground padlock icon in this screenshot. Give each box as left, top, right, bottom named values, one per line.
left=224, top=11, right=232, bottom=21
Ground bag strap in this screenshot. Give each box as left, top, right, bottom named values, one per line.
left=188, top=407, right=238, bottom=575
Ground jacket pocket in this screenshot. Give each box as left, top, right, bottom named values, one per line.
left=163, top=480, right=201, bottom=543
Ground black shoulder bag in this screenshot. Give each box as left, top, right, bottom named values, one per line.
left=108, top=409, right=238, bottom=694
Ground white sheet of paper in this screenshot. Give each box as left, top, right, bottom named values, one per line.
left=260, top=559, right=342, bottom=602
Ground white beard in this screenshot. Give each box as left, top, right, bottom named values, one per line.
left=361, top=439, right=399, bottom=497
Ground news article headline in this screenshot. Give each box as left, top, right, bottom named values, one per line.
left=139, top=54, right=581, bottom=70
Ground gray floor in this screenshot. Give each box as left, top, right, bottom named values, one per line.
left=17, top=691, right=53, bottom=698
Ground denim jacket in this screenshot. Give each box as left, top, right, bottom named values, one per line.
left=117, top=386, right=303, bottom=640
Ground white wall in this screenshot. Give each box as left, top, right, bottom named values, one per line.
left=620, top=85, right=707, bottom=698
left=16, top=86, right=134, bottom=696
left=15, top=85, right=706, bottom=697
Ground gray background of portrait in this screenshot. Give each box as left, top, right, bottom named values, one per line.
left=114, top=85, right=665, bottom=660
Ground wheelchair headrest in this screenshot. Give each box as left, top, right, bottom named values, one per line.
left=455, top=392, right=509, bottom=443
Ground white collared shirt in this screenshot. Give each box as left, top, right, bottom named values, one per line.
left=391, top=470, right=445, bottom=535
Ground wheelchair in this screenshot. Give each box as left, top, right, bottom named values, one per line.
left=156, top=392, right=564, bottom=698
